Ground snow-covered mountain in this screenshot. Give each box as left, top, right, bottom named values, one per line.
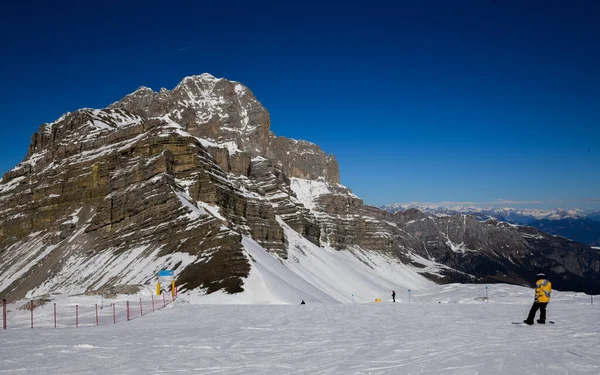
left=380, top=204, right=597, bottom=222
left=1, top=74, right=599, bottom=305
left=381, top=204, right=600, bottom=246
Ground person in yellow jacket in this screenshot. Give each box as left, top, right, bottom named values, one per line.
left=524, top=272, right=552, bottom=325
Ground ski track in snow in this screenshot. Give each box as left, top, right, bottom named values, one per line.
left=1, top=286, right=598, bottom=374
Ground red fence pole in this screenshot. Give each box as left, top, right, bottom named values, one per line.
left=126, top=301, right=130, bottom=321
left=139, top=298, right=143, bottom=316
left=95, top=304, right=98, bottom=326
left=152, top=295, right=155, bottom=311
left=54, top=303, right=56, bottom=328
left=113, top=304, right=116, bottom=324
left=30, top=301, right=33, bottom=329
left=2, top=299, right=6, bottom=329
left=76, top=305, right=79, bottom=328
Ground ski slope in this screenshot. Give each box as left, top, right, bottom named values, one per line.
left=1, top=284, right=598, bottom=374
left=1, top=217, right=598, bottom=374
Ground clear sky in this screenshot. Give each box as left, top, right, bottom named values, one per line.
left=1, top=0, right=599, bottom=209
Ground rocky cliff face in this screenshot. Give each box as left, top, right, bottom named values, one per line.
left=1, top=73, right=598, bottom=303
left=386, top=209, right=600, bottom=291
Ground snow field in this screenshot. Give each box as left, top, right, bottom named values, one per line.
left=1, top=284, right=598, bottom=375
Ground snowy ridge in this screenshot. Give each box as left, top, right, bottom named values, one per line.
left=381, top=203, right=593, bottom=221
left=87, top=108, right=144, bottom=130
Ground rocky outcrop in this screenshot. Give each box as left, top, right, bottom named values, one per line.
left=387, top=212, right=600, bottom=292
left=267, top=136, right=340, bottom=183
left=0, top=113, right=257, bottom=302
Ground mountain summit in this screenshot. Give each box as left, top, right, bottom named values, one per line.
left=1, top=74, right=598, bottom=303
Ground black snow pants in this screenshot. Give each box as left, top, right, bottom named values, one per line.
left=526, top=301, right=548, bottom=323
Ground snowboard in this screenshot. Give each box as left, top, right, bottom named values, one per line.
left=511, top=321, right=554, bottom=325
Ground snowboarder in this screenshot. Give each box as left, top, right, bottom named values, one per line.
left=524, top=272, right=552, bottom=325
left=392, top=290, right=396, bottom=303
left=300, top=299, right=306, bottom=305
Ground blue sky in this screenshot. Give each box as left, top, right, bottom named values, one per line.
left=1, top=0, right=599, bottom=209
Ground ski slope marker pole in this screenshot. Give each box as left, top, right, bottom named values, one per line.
left=139, top=298, right=143, bottom=316
left=486, top=286, right=488, bottom=303
left=126, top=301, right=130, bottom=321
left=152, top=295, right=155, bottom=311
left=30, top=301, right=33, bottom=329
left=113, top=304, right=116, bottom=324
left=54, top=303, right=56, bottom=328
left=76, top=305, right=79, bottom=328
left=163, top=293, right=166, bottom=308
left=95, top=304, right=98, bottom=326
left=3, top=299, right=7, bottom=329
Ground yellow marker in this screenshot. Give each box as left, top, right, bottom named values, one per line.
left=171, top=280, right=176, bottom=298
left=156, top=282, right=161, bottom=295
left=375, top=298, right=382, bottom=303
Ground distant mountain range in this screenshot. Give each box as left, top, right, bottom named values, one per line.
left=381, top=204, right=600, bottom=246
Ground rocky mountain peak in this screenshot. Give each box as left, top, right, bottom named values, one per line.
left=108, top=73, right=340, bottom=183
left=109, top=74, right=270, bottom=158
left=132, top=86, right=154, bottom=94
left=176, top=73, right=222, bottom=89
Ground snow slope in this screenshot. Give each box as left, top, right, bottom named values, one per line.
left=180, top=218, right=433, bottom=305
left=1, top=284, right=598, bottom=374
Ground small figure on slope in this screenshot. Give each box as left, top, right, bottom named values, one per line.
left=524, top=272, right=552, bottom=325
left=300, top=299, right=306, bottom=305
left=392, top=290, right=396, bottom=303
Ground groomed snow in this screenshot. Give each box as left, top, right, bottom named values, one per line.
left=1, top=284, right=598, bottom=374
